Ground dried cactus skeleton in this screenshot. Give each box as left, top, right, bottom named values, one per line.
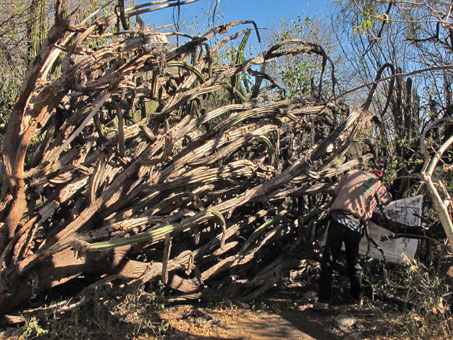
left=0, top=1, right=374, bottom=316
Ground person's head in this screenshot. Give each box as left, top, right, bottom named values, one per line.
left=370, top=169, right=384, bottom=179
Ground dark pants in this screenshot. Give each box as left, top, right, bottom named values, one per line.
left=318, top=217, right=364, bottom=303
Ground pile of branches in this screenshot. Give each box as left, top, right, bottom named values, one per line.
left=0, top=0, right=374, bottom=317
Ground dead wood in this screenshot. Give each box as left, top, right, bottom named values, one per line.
left=0, top=0, right=373, bottom=317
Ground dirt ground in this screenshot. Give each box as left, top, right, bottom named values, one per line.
left=158, top=285, right=401, bottom=340
left=0, top=277, right=405, bottom=340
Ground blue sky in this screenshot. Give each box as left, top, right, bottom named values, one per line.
left=138, top=0, right=332, bottom=31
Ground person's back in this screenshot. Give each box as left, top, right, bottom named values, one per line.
left=331, top=169, right=392, bottom=221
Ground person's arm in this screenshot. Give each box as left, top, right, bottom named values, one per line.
left=376, top=184, right=392, bottom=206
left=373, top=184, right=392, bottom=219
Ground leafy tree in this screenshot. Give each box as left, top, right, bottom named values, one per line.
left=265, top=15, right=337, bottom=100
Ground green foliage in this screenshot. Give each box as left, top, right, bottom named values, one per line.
left=266, top=15, right=328, bottom=99
left=353, top=18, right=373, bottom=34
left=17, top=317, right=48, bottom=340
left=352, top=10, right=389, bottom=34
left=276, top=16, right=314, bottom=98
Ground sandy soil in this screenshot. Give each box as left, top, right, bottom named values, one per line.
left=159, top=287, right=400, bottom=340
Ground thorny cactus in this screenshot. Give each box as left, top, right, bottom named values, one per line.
left=0, top=0, right=373, bottom=318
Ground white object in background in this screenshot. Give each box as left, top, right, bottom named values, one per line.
left=359, top=195, right=423, bottom=264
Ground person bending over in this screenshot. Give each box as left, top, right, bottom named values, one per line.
left=315, top=169, right=392, bottom=309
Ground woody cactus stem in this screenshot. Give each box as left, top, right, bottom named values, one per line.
left=420, top=118, right=453, bottom=249
left=0, top=0, right=370, bottom=317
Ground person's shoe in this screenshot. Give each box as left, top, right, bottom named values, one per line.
left=313, top=301, right=329, bottom=311
left=350, top=298, right=364, bottom=309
